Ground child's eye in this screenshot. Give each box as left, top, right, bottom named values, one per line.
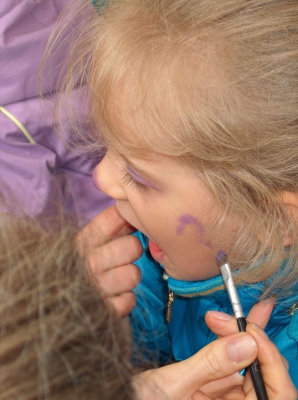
left=121, top=170, right=147, bottom=191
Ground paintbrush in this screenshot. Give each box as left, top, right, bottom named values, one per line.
left=216, top=250, right=268, bottom=400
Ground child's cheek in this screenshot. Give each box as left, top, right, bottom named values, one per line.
left=176, top=214, right=211, bottom=247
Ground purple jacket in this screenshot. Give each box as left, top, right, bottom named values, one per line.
left=0, top=0, right=113, bottom=226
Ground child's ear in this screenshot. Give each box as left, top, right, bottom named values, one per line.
left=278, top=191, right=298, bottom=246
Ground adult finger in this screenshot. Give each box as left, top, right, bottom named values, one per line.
left=134, top=332, right=258, bottom=400
left=94, top=264, right=141, bottom=296
left=244, top=323, right=297, bottom=400
left=76, top=205, right=136, bottom=252
left=198, top=371, right=244, bottom=398
left=205, top=300, right=275, bottom=338
left=108, top=292, right=137, bottom=317
left=246, top=298, right=275, bottom=326
left=88, top=234, right=142, bottom=274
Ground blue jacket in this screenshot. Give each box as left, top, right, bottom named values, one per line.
left=130, top=232, right=298, bottom=389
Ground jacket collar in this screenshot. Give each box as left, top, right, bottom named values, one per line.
left=162, top=268, right=298, bottom=315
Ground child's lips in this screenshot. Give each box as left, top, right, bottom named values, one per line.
left=115, top=201, right=164, bottom=262
left=148, top=238, right=164, bottom=263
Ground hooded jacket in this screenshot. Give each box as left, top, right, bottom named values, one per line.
left=130, top=232, right=298, bottom=389
left=0, top=0, right=113, bottom=224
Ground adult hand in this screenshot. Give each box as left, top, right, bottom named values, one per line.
left=133, top=323, right=297, bottom=400
left=205, top=300, right=275, bottom=340
left=201, top=300, right=275, bottom=396
left=197, top=300, right=297, bottom=399
left=76, top=205, right=142, bottom=316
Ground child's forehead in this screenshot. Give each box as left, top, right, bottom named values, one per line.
left=89, top=7, right=252, bottom=164
left=92, top=54, right=232, bottom=160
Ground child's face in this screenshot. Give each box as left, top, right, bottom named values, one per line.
left=93, top=151, right=241, bottom=280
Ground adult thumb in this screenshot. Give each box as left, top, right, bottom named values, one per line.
left=136, top=332, right=258, bottom=400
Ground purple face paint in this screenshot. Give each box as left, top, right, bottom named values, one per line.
left=126, top=165, right=160, bottom=190
left=176, top=214, right=211, bottom=246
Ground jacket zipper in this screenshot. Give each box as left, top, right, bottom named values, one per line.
left=166, top=290, right=175, bottom=322
left=165, top=285, right=226, bottom=323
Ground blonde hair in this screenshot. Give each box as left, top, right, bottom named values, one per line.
left=0, top=213, right=134, bottom=399
left=45, top=0, right=298, bottom=296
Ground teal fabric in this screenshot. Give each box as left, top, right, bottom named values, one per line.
left=91, top=0, right=106, bottom=11
left=130, top=231, right=298, bottom=389
left=129, top=233, right=171, bottom=364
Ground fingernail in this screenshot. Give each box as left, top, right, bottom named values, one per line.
left=262, top=297, right=276, bottom=305
left=226, top=334, right=257, bottom=363
left=207, top=310, right=233, bottom=320
left=250, top=323, right=269, bottom=340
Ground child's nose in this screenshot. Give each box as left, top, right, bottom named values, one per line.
left=93, top=152, right=127, bottom=200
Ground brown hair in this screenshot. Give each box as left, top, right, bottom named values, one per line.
left=0, top=213, right=134, bottom=399
left=45, top=0, right=298, bottom=296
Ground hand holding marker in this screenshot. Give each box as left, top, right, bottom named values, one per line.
left=216, top=250, right=269, bottom=400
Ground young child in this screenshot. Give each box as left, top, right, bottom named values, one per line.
left=48, top=0, right=298, bottom=395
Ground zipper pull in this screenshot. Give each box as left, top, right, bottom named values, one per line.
left=166, top=290, right=174, bottom=323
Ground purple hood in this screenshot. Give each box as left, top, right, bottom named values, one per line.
left=0, top=0, right=113, bottom=226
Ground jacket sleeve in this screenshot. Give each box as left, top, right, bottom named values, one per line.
left=0, top=1, right=113, bottom=226
left=0, top=96, right=113, bottom=226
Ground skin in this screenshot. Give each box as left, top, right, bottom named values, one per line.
left=92, top=150, right=243, bottom=281
left=134, top=316, right=297, bottom=400
left=77, top=206, right=297, bottom=398
left=77, top=205, right=142, bottom=316
left=176, top=214, right=211, bottom=246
